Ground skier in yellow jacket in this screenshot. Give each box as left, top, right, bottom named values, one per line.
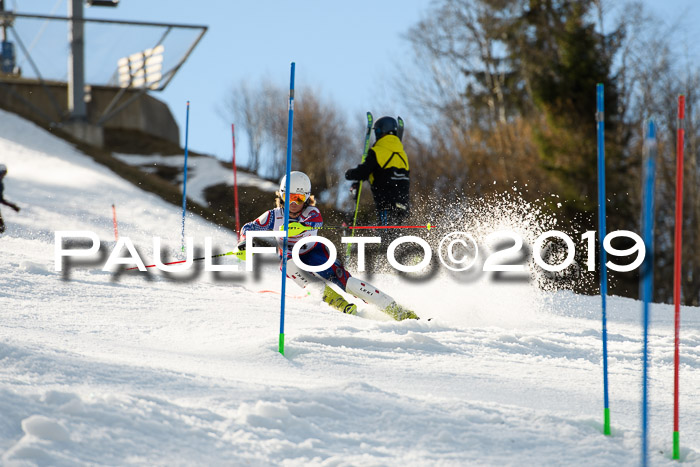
left=345, top=116, right=410, bottom=227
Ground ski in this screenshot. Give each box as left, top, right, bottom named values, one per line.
left=363, top=112, right=374, bottom=158
left=397, top=115, right=404, bottom=141
left=346, top=112, right=374, bottom=257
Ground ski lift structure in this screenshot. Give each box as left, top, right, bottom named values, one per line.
left=0, top=0, right=206, bottom=145
left=0, top=0, right=19, bottom=75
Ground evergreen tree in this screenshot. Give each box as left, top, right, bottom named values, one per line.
left=501, top=0, right=624, bottom=216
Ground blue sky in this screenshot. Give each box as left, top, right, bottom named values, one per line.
left=10, top=0, right=700, bottom=167
left=86, top=0, right=433, bottom=165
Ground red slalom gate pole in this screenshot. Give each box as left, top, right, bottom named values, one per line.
left=285, top=222, right=436, bottom=237
left=111, top=204, right=119, bottom=241
left=231, top=124, right=241, bottom=239
left=673, top=95, right=685, bottom=460
left=348, top=224, right=434, bottom=230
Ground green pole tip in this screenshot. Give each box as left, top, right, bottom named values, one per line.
left=279, top=333, right=285, bottom=355
left=603, top=408, right=611, bottom=435
left=673, top=431, right=680, bottom=459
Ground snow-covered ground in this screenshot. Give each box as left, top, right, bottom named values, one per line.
left=112, top=153, right=278, bottom=207
left=1, top=108, right=699, bottom=466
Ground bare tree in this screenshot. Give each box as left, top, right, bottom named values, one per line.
left=398, top=0, right=549, bottom=210
left=223, top=80, right=355, bottom=205
left=223, top=81, right=269, bottom=173
left=396, top=0, right=700, bottom=303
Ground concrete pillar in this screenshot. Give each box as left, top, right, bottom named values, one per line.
left=62, top=121, right=104, bottom=146
left=68, top=0, right=86, bottom=120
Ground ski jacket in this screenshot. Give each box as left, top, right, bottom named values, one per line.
left=240, top=205, right=323, bottom=255
left=345, top=134, right=410, bottom=211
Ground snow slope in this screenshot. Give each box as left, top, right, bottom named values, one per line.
left=111, top=153, right=278, bottom=207
left=1, top=108, right=700, bottom=466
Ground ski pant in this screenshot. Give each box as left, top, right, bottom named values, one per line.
left=377, top=204, right=409, bottom=245
left=283, top=243, right=394, bottom=309
left=377, top=206, right=408, bottom=227
left=283, top=243, right=351, bottom=290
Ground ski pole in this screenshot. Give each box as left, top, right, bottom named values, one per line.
left=125, top=250, right=246, bottom=271
left=346, top=112, right=374, bottom=257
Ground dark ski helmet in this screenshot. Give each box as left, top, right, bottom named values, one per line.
left=374, top=116, right=398, bottom=140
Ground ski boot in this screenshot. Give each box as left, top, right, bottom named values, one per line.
left=322, top=285, right=357, bottom=315
left=383, top=302, right=419, bottom=321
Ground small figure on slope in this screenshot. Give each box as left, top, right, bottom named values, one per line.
left=0, top=164, right=21, bottom=234
left=237, top=171, right=417, bottom=321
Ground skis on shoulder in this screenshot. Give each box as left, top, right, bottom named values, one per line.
left=364, top=112, right=374, bottom=155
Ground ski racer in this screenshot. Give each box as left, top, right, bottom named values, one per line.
left=0, top=164, right=21, bottom=234
left=344, top=116, right=410, bottom=228
left=236, top=171, right=418, bottom=321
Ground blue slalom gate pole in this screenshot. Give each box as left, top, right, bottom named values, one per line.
left=596, top=83, right=611, bottom=436
left=641, top=119, right=657, bottom=467
left=279, top=62, right=295, bottom=355
left=181, top=101, right=191, bottom=252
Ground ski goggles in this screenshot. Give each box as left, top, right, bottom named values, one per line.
left=288, top=193, right=307, bottom=204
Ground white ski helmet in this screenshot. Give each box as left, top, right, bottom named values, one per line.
left=279, top=171, right=311, bottom=198
left=0, top=164, right=6, bottom=175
